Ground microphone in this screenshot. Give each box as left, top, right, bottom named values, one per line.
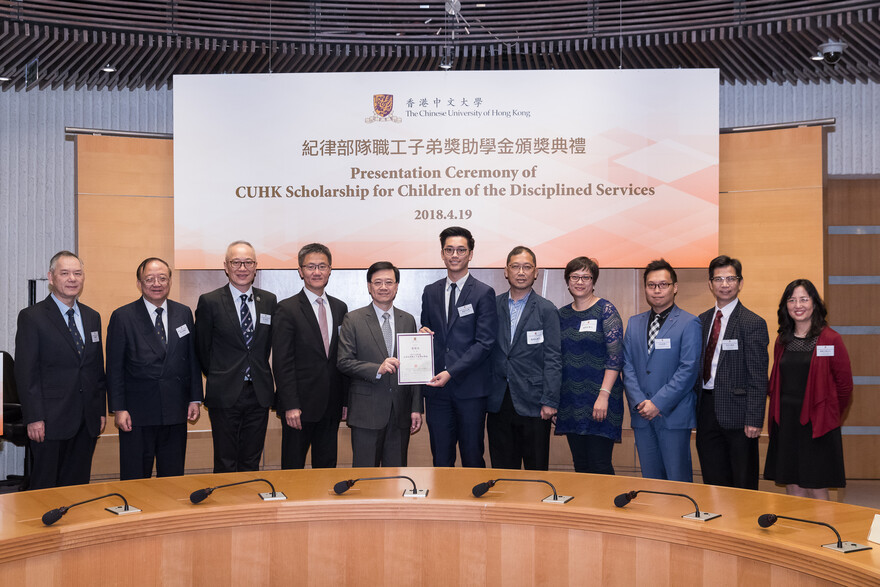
left=42, top=492, right=141, bottom=526
left=612, top=489, right=720, bottom=521
left=189, top=478, right=287, bottom=503
left=757, top=513, right=872, bottom=553
left=471, top=478, right=573, bottom=503
left=332, top=475, right=427, bottom=497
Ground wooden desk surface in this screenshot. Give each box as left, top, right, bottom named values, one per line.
left=1, top=468, right=877, bottom=586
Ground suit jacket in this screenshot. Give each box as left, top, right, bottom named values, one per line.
left=695, top=301, right=769, bottom=429
left=420, top=275, right=497, bottom=400
left=13, top=296, right=107, bottom=440
left=622, top=305, right=701, bottom=430
left=488, top=290, right=561, bottom=417
left=337, top=304, right=423, bottom=430
left=272, top=289, right=348, bottom=422
left=106, top=298, right=203, bottom=426
left=195, top=285, right=277, bottom=409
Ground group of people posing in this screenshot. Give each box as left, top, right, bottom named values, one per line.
left=14, top=226, right=852, bottom=501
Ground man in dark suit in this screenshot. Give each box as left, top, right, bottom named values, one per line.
left=337, top=261, right=423, bottom=467
left=106, top=257, right=203, bottom=480
left=695, top=255, right=769, bottom=490
left=419, top=226, right=497, bottom=468
left=488, top=246, right=561, bottom=471
left=272, top=243, right=348, bottom=469
left=195, top=240, right=277, bottom=473
left=623, top=259, right=701, bottom=482
left=14, top=251, right=106, bottom=489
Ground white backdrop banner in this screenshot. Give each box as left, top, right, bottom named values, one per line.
left=173, top=70, right=718, bottom=268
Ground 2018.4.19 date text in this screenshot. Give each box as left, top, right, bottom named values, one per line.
left=415, top=210, right=473, bottom=221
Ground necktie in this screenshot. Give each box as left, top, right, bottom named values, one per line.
left=447, top=282, right=457, bottom=325
left=382, top=312, right=393, bottom=357
left=647, top=313, right=660, bottom=355
left=155, top=307, right=167, bottom=346
left=66, top=308, right=85, bottom=356
left=317, top=298, right=330, bottom=357
left=240, top=294, right=254, bottom=380
left=702, top=309, right=724, bottom=384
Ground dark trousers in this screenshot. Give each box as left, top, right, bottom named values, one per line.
left=350, top=418, right=410, bottom=468
left=487, top=389, right=551, bottom=471
left=566, top=433, right=615, bottom=475
left=280, top=412, right=340, bottom=469
left=425, top=394, right=486, bottom=468
left=696, top=389, right=759, bottom=490
left=208, top=381, right=270, bottom=473
left=119, top=423, right=187, bottom=480
left=29, top=419, right=97, bottom=490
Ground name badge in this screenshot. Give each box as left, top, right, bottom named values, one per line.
left=579, top=320, right=597, bottom=332
left=721, top=339, right=739, bottom=351
left=259, top=313, right=272, bottom=325
left=817, top=345, right=835, bottom=357
left=527, top=330, right=544, bottom=344
left=176, top=324, right=190, bottom=338
left=654, top=338, right=671, bottom=350
left=457, top=304, right=474, bottom=317
left=91, top=331, right=100, bottom=343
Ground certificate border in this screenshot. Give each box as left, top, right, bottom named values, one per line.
left=396, top=332, right=434, bottom=385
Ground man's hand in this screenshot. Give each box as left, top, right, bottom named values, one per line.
left=99, top=416, right=106, bottom=434
left=341, top=406, right=348, bottom=422
left=378, top=357, right=400, bottom=375
left=410, top=412, right=423, bottom=434
left=115, top=410, right=133, bottom=432
left=636, top=399, right=660, bottom=420
left=744, top=425, right=761, bottom=439
left=187, top=402, right=201, bottom=422
left=427, top=370, right=451, bottom=387
left=27, top=421, right=45, bottom=443
left=540, top=406, right=557, bottom=420
left=419, top=327, right=434, bottom=334
left=285, top=408, right=303, bottom=430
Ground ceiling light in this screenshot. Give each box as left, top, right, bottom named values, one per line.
left=810, top=52, right=825, bottom=61
left=0, top=75, right=10, bottom=81
left=101, top=63, right=117, bottom=73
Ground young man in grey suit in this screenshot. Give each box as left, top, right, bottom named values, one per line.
left=106, top=257, right=203, bottom=480
left=487, top=246, right=561, bottom=471
left=695, top=255, right=769, bottom=490
left=195, top=241, right=277, bottom=473
left=14, top=251, right=107, bottom=489
left=272, top=243, right=348, bottom=469
left=337, top=262, right=423, bottom=467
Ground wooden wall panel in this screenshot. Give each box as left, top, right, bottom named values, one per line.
left=828, top=235, right=880, bottom=276
left=720, top=126, right=824, bottom=193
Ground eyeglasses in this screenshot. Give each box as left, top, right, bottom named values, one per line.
left=301, top=263, right=330, bottom=272
left=507, top=264, right=535, bottom=274
left=227, top=259, right=256, bottom=270
left=569, top=274, right=593, bottom=284
left=786, top=297, right=812, bottom=305
left=442, top=247, right=470, bottom=257
left=141, top=275, right=169, bottom=285
left=646, top=282, right=673, bottom=291
left=710, top=276, right=740, bottom=284
left=370, top=279, right=396, bottom=287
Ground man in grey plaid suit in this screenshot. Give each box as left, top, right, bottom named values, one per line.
left=695, top=255, right=769, bottom=490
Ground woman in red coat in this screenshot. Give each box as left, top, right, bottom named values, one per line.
left=764, top=279, right=853, bottom=500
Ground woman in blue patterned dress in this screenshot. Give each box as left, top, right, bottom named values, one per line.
left=554, top=257, right=624, bottom=474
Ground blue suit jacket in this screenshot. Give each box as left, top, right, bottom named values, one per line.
left=488, top=290, right=561, bottom=417
left=106, top=298, right=203, bottom=426
left=622, top=305, right=701, bottom=429
left=420, top=275, right=497, bottom=400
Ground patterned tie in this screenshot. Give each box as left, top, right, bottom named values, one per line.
left=316, top=298, right=330, bottom=357
left=702, top=309, right=724, bottom=384
left=66, top=308, right=85, bottom=356
left=647, top=313, right=661, bottom=355
left=382, top=312, right=393, bottom=357
left=155, top=307, right=167, bottom=346
left=240, top=294, right=254, bottom=380
left=447, top=282, right=457, bottom=326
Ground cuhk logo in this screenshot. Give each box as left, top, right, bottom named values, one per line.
left=366, top=94, right=401, bottom=124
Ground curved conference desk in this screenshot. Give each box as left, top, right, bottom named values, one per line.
left=0, top=468, right=878, bottom=586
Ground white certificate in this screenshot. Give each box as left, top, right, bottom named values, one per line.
left=396, top=332, right=435, bottom=385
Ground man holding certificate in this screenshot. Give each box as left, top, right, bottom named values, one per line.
left=337, top=262, right=423, bottom=467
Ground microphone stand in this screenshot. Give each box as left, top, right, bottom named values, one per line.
left=614, top=489, right=720, bottom=521
left=333, top=475, right=427, bottom=498
left=473, top=478, right=573, bottom=504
